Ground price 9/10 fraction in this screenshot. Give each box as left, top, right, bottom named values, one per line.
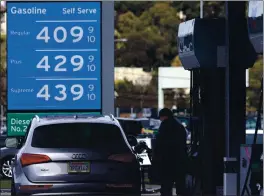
left=37, top=55, right=96, bottom=72
left=37, top=84, right=96, bottom=101
left=36, top=26, right=95, bottom=43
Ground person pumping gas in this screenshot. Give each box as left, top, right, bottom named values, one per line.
left=152, top=108, right=188, bottom=196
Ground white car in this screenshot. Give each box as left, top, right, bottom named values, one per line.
left=246, top=117, right=263, bottom=144
left=245, top=129, right=263, bottom=144
left=0, top=126, right=6, bottom=136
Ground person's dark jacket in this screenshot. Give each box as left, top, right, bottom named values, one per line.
left=152, top=117, right=188, bottom=173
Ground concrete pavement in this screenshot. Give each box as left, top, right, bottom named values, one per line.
left=143, top=184, right=177, bottom=195
left=0, top=185, right=178, bottom=196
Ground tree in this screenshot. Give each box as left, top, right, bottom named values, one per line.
left=173, top=1, right=225, bottom=19
left=0, top=35, right=6, bottom=76
left=171, top=55, right=182, bottom=67
left=114, top=1, right=227, bottom=110
left=115, top=2, right=180, bottom=69
left=115, top=2, right=153, bottom=16
left=247, top=56, right=263, bottom=112
left=115, top=1, right=225, bottom=70
left=115, top=78, right=135, bottom=93
left=114, top=73, right=158, bottom=108
left=0, top=34, right=6, bottom=104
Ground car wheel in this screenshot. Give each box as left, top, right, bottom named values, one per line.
left=0, top=157, right=14, bottom=179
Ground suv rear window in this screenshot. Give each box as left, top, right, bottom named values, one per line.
left=31, top=123, right=129, bottom=152
left=118, top=120, right=142, bottom=136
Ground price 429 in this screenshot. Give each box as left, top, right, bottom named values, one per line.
left=37, top=84, right=96, bottom=101
left=37, top=55, right=96, bottom=72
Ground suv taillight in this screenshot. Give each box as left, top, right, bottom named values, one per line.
left=108, top=153, right=135, bottom=163
left=20, top=153, right=51, bottom=167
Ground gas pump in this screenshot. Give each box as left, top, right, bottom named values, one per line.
left=177, top=4, right=257, bottom=194
left=178, top=18, right=227, bottom=195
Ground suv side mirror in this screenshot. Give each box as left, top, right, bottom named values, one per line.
left=5, top=138, right=18, bottom=148
left=127, top=135, right=138, bottom=147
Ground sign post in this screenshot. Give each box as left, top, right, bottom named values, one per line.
left=6, top=1, right=114, bottom=136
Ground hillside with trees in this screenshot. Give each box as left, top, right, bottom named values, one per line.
left=0, top=35, right=6, bottom=105
left=114, top=1, right=225, bottom=69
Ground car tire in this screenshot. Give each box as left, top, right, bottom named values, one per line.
left=11, top=178, right=17, bottom=196
left=0, top=156, right=14, bottom=179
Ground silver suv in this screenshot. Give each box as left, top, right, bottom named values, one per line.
left=5, top=115, right=141, bottom=196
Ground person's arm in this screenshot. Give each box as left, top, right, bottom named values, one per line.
left=152, top=133, right=160, bottom=161
left=152, top=122, right=167, bottom=161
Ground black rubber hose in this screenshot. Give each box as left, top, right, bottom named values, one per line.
left=241, top=77, right=263, bottom=196
left=190, top=70, right=194, bottom=154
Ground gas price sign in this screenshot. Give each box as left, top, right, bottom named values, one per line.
left=7, top=2, right=101, bottom=110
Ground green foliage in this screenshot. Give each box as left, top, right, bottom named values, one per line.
left=114, top=72, right=158, bottom=108
left=115, top=1, right=225, bottom=69
left=247, top=56, right=263, bottom=112
left=115, top=2, right=154, bottom=16
left=114, top=1, right=226, bottom=108
left=0, top=34, right=6, bottom=77
left=115, top=78, right=135, bottom=93
left=249, top=56, right=263, bottom=89
left=115, top=2, right=181, bottom=68
left=0, top=34, right=6, bottom=104
left=171, top=55, right=182, bottom=67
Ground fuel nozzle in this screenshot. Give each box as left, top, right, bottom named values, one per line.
left=134, top=141, right=152, bottom=154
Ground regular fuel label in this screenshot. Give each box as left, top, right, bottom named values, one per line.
left=7, top=2, right=101, bottom=110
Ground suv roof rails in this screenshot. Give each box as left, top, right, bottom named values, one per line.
left=33, top=114, right=115, bottom=121
left=40, top=114, right=106, bottom=120
left=109, top=114, right=115, bottom=121
left=34, top=115, right=40, bottom=122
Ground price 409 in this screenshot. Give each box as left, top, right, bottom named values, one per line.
left=37, top=84, right=96, bottom=101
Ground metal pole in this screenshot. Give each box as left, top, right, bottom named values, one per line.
left=0, top=82, right=1, bottom=127
left=200, top=0, right=203, bottom=18
left=225, top=1, right=230, bottom=157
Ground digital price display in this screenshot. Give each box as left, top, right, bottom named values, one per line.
left=7, top=2, right=101, bottom=110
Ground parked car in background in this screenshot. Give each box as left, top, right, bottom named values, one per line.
left=0, top=137, right=24, bottom=179
left=0, top=125, right=7, bottom=148
left=0, top=135, right=6, bottom=148
left=246, top=117, right=263, bottom=144
left=0, top=125, right=7, bottom=136
left=246, top=129, right=263, bottom=144
left=175, top=116, right=190, bottom=129
left=116, top=118, right=146, bottom=136
left=0, top=144, right=17, bottom=178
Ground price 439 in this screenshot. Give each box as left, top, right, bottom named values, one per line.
left=37, top=84, right=96, bottom=101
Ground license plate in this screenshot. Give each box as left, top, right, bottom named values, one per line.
left=68, top=162, right=90, bottom=173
